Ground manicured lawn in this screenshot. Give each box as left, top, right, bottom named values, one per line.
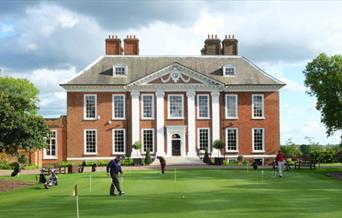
left=0, top=168, right=341, bottom=218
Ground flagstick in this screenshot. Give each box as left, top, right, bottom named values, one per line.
left=76, top=195, right=79, bottom=218
left=174, top=168, right=176, bottom=182
left=74, top=184, right=79, bottom=218
left=261, top=170, right=264, bottom=184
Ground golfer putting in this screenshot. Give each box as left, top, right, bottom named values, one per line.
left=157, top=156, right=166, bottom=174
left=106, top=157, right=125, bottom=196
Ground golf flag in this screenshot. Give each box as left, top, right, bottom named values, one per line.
left=73, top=184, right=78, bottom=197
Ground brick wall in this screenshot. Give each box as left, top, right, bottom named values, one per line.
left=59, top=91, right=279, bottom=161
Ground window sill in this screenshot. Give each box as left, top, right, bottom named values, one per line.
left=225, top=117, right=239, bottom=120
left=252, top=151, right=265, bottom=153
left=252, top=117, right=265, bottom=120
left=141, top=117, right=155, bottom=120
left=84, top=118, right=98, bottom=121
left=167, top=117, right=184, bottom=120
left=43, top=156, right=58, bottom=160
left=112, top=118, right=126, bottom=120
left=226, top=150, right=239, bottom=153
left=197, top=117, right=210, bottom=120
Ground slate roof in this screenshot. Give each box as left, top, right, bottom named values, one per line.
left=62, top=56, right=285, bottom=86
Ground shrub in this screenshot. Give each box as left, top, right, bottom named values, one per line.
left=9, top=162, right=20, bottom=169
left=18, top=155, right=28, bottom=165
left=132, top=141, right=142, bottom=150
left=86, top=161, right=98, bottom=167
left=213, top=139, right=225, bottom=157
left=144, top=150, right=152, bottom=165
left=59, top=161, right=73, bottom=167
left=242, top=159, right=249, bottom=165
left=23, top=164, right=38, bottom=170
left=121, top=158, right=133, bottom=166
left=97, top=160, right=109, bottom=166
left=203, top=148, right=211, bottom=165
left=0, top=160, right=10, bottom=169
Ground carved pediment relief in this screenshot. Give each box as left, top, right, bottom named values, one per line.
left=128, top=62, right=224, bottom=87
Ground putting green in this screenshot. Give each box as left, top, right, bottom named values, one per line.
left=0, top=169, right=341, bottom=218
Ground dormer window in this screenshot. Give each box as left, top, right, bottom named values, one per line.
left=223, top=65, right=236, bottom=76
left=113, top=65, right=127, bottom=76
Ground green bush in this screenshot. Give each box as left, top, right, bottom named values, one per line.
left=132, top=141, right=142, bottom=150
left=18, top=155, right=28, bottom=165
left=337, top=150, right=342, bottom=162
left=23, top=164, right=38, bottom=170
left=203, top=148, right=211, bottom=164
left=59, top=161, right=73, bottom=167
left=121, top=159, right=133, bottom=166
left=0, top=160, right=10, bottom=169
left=144, top=150, right=152, bottom=165
left=9, top=162, right=20, bottom=169
left=97, top=160, right=109, bottom=166
left=86, top=161, right=98, bottom=167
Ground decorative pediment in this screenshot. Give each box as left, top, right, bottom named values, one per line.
left=128, top=62, right=224, bottom=87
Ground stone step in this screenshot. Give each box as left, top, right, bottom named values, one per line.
left=151, top=156, right=205, bottom=166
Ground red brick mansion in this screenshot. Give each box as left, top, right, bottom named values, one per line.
left=32, top=34, right=285, bottom=166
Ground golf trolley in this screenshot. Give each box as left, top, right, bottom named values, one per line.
left=39, top=168, right=58, bottom=189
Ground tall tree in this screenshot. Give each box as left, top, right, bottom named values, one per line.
left=0, top=77, right=49, bottom=155
left=303, top=53, right=342, bottom=138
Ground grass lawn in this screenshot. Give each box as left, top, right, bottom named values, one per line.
left=0, top=168, right=341, bottom=218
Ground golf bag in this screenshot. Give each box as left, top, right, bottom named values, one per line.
left=39, top=168, right=47, bottom=184
left=91, top=163, right=97, bottom=172
left=252, top=161, right=258, bottom=170
left=78, top=161, right=86, bottom=173
left=44, top=169, right=58, bottom=189
left=10, top=163, right=20, bottom=177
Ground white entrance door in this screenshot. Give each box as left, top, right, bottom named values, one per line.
left=166, top=125, right=186, bottom=157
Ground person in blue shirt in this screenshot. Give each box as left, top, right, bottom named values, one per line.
left=106, top=157, right=124, bottom=196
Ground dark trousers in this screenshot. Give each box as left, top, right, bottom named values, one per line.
left=161, top=163, right=166, bottom=174
left=109, top=173, right=121, bottom=195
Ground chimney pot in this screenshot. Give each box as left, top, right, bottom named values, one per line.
left=222, top=34, right=238, bottom=55
left=124, top=34, right=139, bottom=55
left=105, top=34, right=122, bottom=55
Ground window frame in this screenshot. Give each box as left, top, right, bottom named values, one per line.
left=252, top=128, right=265, bottom=153
left=83, top=94, right=97, bottom=120
left=141, top=128, right=155, bottom=154
left=223, top=64, right=236, bottom=77
left=113, top=65, right=128, bottom=77
left=84, top=129, right=97, bottom=155
left=252, top=94, right=265, bottom=119
left=226, top=128, right=239, bottom=152
left=197, top=94, right=210, bottom=119
left=141, top=94, right=155, bottom=120
left=167, top=94, right=184, bottom=119
left=43, top=130, right=58, bottom=159
left=225, top=94, right=238, bottom=119
left=197, top=128, right=210, bottom=152
left=112, top=94, right=126, bottom=120
left=112, top=129, right=126, bottom=155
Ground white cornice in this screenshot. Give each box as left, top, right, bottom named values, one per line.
left=62, top=84, right=282, bottom=92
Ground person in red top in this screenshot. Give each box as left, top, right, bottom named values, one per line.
left=275, top=150, right=286, bottom=177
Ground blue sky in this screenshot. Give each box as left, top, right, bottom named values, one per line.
left=0, top=1, right=341, bottom=145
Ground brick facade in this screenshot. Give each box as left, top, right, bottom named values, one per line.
left=35, top=35, right=284, bottom=165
